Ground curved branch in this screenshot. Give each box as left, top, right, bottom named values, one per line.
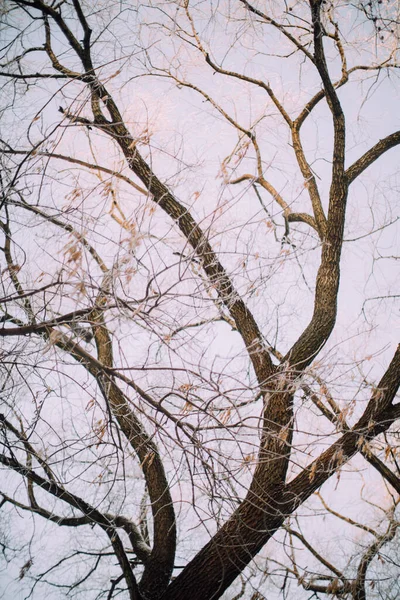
left=287, top=212, right=318, bottom=231
left=3, top=195, right=177, bottom=597
left=285, top=527, right=346, bottom=581
left=346, top=131, right=400, bottom=184
left=353, top=509, right=399, bottom=600
left=0, top=492, right=93, bottom=527
left=229, top=174, right=318, bottom=232
left=0, top=451, right=141, bottom=600
left=287, top=344, right=400, bottom=506
left=3, top=148, right=148, bottom=196
left=1, top=419, right=151, bottom=562
left=239, top=0, right=315, bottom=63
left=303, top=380, right=400, bottom=496
left=89, top=307, right=177, bottom=598
left=204, top=54, right=292, bottom=126
left=0, top=414, right=56, bottom=483
left=0, top=309, right=94, bottom=336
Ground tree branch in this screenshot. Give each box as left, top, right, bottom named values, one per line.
left=287, top=344, right=400, bottom=506
left=346, top=131, right=400, bottom=184
left=0, top=452, right=141, bottom=600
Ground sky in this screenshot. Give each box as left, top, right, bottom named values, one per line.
left=1, top=1, right=399, bottom=598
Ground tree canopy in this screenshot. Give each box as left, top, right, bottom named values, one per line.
left=0, top=1, right=400, bottom=599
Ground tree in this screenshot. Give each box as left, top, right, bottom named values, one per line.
left=0, top=0, right=399, bottom=598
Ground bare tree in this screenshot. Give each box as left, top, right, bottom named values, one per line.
left=0, top=1, right=399, bottom=599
